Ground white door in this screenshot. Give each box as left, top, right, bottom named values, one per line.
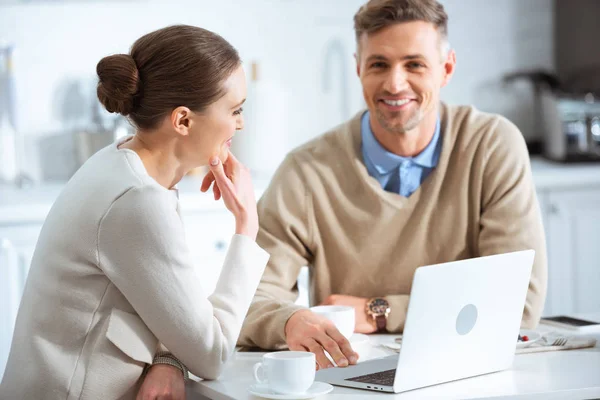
left=545, top=188, right=600, bottom=315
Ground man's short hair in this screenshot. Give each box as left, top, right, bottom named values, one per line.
left=354, top=0, right=449, bottom=55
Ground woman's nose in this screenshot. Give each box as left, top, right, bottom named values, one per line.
left=236, top=117, right=244, bottom=131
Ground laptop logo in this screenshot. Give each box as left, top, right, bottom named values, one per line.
left=456, top=304, right=478, bottom=335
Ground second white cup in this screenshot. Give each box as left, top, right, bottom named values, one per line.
left=310, top=305, right=355, bottom=339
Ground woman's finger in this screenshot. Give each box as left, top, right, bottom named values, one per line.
left=200, top=171, right=215, bottom=192
left=209, top=157, right=234, bottom=193
left=223, top=151, right=241, bottom=179
left=213, top=182, right=221, bottom=201
left=209, top=157, right=242, bottom=212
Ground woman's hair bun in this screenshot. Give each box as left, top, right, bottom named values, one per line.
left=96, top=54, right=140, bottom=116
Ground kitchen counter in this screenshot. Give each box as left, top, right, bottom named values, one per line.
left=0, top=176, right=270, bottom=225
left=0, top=182, right=63, bottom=225
left=530, top=158, right=600, bottom=191
left=1, top=157, right=600, bottom=224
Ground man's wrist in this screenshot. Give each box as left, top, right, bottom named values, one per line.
left=363, top=298, right=378, bottom=330
left=285, top=308, right=310, bottom=336
left=365, top=297, right=391, bottom=333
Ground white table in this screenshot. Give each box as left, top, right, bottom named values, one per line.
left=187, top=314, right=600, bottom=400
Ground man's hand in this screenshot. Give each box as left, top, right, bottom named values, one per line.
left=321, top=294, right=377, bottom=334
left=285, top=309, right=359, bottom=370
left=136, top=364, right=185, bottom=400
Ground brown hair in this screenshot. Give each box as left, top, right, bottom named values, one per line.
left=96, top=25, right=241, bottom=130
left=354, top=0, right=448, bottom=46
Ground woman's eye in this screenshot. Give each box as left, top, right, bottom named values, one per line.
left=233, top=107, right=244, bottom=116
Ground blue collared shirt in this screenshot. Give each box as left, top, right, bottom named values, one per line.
left=361, top=111, right=442, bottom=197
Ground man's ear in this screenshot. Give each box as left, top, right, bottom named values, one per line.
left=171, top=106, right=193, bottom=136
left=355, top=52, right=362, bottom=77
left=441, top=49, right=456, bottom=88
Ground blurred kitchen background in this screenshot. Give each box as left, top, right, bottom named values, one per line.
left=1, top=0, right=599, bottom=379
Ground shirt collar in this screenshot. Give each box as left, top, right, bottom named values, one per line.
left=361, top=111, right=441, bottom=175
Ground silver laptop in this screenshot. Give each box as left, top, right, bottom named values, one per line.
left=315, top=250, right=535, bottom=393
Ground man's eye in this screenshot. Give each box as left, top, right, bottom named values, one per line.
left=371, top=62, right=387, bottom=69
left=408, top=62, right=425, bottom=69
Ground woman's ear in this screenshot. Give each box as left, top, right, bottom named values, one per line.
left=171, top=106, right=193, bottom=136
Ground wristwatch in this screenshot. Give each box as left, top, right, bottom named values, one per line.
left=366, top=297, right=391, bottom=332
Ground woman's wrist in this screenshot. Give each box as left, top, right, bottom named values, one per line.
left=149, top=351, right=189, bottom=381
left=235, top=223, right=258, bottom=240
left=235, top=214, right=258, bottom=240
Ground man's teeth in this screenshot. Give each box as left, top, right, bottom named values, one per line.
left=383, top=99, right=411, bottom=106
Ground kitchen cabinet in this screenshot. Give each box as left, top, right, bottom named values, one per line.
left=181, top=210, right=237, bottom=295
left=0, top=223, right=43, bottom=380
left=183, top=210, right=313, bottom=304
left=540, top=187, right=600, bottom=317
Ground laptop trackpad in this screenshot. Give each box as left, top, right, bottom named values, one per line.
left=315, top=354, right=399, bottom=381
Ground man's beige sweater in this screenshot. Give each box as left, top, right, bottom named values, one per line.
left=239, top=104, right=547, bottom=349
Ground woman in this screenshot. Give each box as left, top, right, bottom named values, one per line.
left=0, top=25, right=269, bottom=399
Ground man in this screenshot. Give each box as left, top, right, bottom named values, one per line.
left=237, top=0, right=547, bottom=370
left=139, top=0, right=547, bottom=395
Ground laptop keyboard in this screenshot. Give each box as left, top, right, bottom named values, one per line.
left=345, top=369, right=396, bottom=386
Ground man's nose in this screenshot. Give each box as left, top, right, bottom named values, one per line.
left=383, top=66, right=409, bottom=94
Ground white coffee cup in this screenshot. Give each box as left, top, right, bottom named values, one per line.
left=253, top=351, right=316, bottom=395
left=310, top=305, right=355, bottom=339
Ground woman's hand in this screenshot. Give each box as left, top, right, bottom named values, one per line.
left=136, top=364, right=185, bottom=400
left=200, top=151, right=259, bottom=240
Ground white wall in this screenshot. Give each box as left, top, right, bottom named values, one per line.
left=0, top=0, right=553, bottom=179
left=441, top=0, right=554, bottom=142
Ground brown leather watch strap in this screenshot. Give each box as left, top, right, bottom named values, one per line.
left=375, top=315, right=387, bottom=332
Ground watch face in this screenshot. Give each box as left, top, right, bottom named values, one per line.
left=369, top=298, right=390, bottom=316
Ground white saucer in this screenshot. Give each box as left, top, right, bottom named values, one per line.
left=248, top=381, right=333, bottom=399
left=349, top=333, right=370, bottom=345
left=516, top=329, right=542, bottom=349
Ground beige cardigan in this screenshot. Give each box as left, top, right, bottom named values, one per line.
left=239, top=104, right=547, bottom=349
left=0, top=139, right=269, bottom=399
